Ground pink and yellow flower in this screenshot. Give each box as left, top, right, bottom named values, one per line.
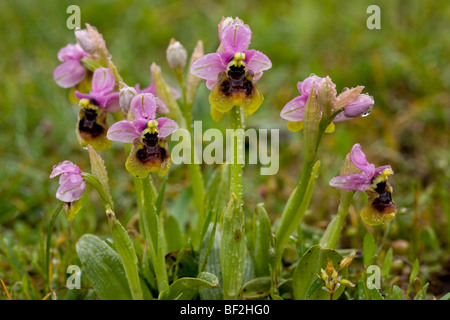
left=329, top=143, right=397, bottom=226
left=280, top=75, right=374, bottom=132
left=190, top=17, right=272, bottom=121
left=107, top=93, right=178, bottom=177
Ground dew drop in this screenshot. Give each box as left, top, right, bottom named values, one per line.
left=309, top=73, right=317, bottom=77
left=342, top=87, right=349, bottom=92
left=82, top=146, right=89, bottom=150
left=362, top=107, right=373, bottom=117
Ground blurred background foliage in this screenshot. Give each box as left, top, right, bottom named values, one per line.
left=0, top=0, right=449, bottom=299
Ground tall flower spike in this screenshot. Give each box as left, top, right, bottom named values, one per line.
left=280, top=75, right=374, bottom=132
left=107, top=93, right=178, bottom=178
left=53, top=43, right=88, bottom=88
left=329, top=143, right=397, bottom=226
left=190, top=18, right=272, bottom=121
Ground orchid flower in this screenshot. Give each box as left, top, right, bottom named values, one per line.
left=190, top=17, right=272, bottom=121
left=50, top=161, right=86, bottom=203
left=107, top=93, right=178, bottom=177
left=329, top=143, right=392, bottom=191
left=280, top=75, right=374, bottom=132
left=72, top=68, right=121, bottom=150
left=75, top=67, right=120, bottom=112
left=53, top=44, right=87, bottom=88
left=329, top=143, right=397, bottom=226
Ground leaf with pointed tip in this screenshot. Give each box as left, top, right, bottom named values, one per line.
left=87, top=145, right=112, bottom=206
left=76, top=234, right=132, bottom=300
left=163, top=272, right=219, bottom=300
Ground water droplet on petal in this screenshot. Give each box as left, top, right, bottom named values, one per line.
left=362, top=107, right=373, bottom=117
left=82, top=146, right=88, bottom=150
left=342, top=87, right=349, bottom=92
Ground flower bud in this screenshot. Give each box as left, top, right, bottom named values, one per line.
left=339, top=250, right=356, bottom=269
left=186, top=40, right=204, bottom=106
left=75, top=28, right=95, bottom=53
left=218, top=16, right=244, bottom=39
left=318, top=76, right=337, bottom=120
left=166, top=38, right=187, bottom=70
left=119, top=84, right=137, bottom=116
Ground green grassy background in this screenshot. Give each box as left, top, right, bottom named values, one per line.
left=0, top=0, right=449, bottom=299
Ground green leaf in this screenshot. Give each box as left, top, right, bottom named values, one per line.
left=414, top=282, right=429, bottom=300
left=199, top=216, right=219, bottom=273
left=363, top=233, right=376, bottom=267
left=292, top=245, right=347, bottom=300
left=242, top=252, right=256, bottom=286
left=254, top=203, right=272, bottom=277
left=357, top=280, right=366, bottom=300
left=276, top=160, right=321, bottom=262
left=87, top=145, right=112, bottom=208
left=371, top=288, right=384, bottom=300
left=110, top=216, right=144, bottom=300
left=391, top=285, right=404, bottom=300
left=278, top=279, right=294, bottom=300
left=163, top=272, right=219, bottom=300
left=76, top=234, right=132, bottom=300
left=199, top=227, right=223, bottom=300
left=382, top=248, right=393, bottom=278
left=204, top=164, right=228, bottom=227
left=439, top=291, right=450, bottom=300
left=165, top=215, right=184, bottom=253
left=220, top=196, right=246, bottom=299
left=239, top=277, right=272, bottom=300
left=410, top=259, right=420, bottom=282
left=155, top=175, right=168, bottom=215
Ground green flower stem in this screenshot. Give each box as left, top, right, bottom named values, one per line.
left=175, top=71, right=205, bottom=244
left=45, top=203, right=63, bottom=289
left=81, top=172, right=114, bottom=211
left=319, top=191, right=355, bottom=249
left=275, top=159, right=319, bottom=262
left=275, top=102, right=345, bottom=263
left=229, top=106, right=245, bottom=205
left=220, top=195, right=246, bottom=300
left=275, top=111, right=337, bottom=263
left=142, top=176, right=169, bottom=295
left=219, top=106, right=246, bottom=300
